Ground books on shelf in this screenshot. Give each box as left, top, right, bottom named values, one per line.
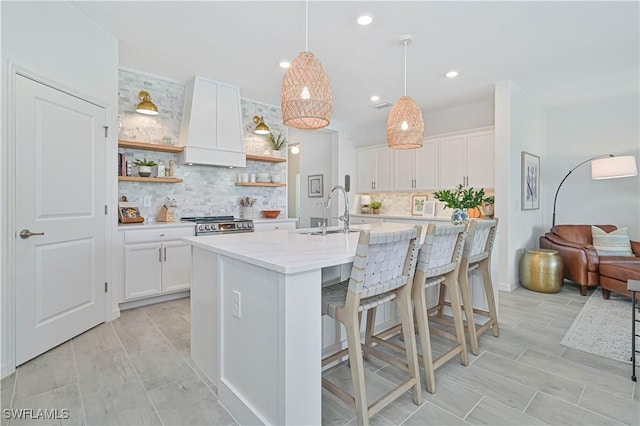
left=118, top=153, right=133, bottom=176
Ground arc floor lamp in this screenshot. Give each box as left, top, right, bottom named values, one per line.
left=552, top=154, right=637, bottom=226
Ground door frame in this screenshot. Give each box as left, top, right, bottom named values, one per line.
left=1, top=63, right=117, bottom=377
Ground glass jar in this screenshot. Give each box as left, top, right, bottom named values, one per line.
left=157, top=161, right=165, bottom=177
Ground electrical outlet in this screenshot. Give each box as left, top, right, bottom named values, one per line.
left=143, top=196, right=152, bottom=207
left=232, top=290, right=241, bottom=318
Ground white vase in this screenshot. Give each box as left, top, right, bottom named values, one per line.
left=271, top=150, right=282, bottom=158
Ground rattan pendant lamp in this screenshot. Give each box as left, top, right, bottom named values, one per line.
left=387, top=35, right=424, bottom=149
left=281, top=0, right=332, bottom=129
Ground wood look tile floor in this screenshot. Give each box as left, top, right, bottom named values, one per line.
left=2, top=285, right=638, bottom=425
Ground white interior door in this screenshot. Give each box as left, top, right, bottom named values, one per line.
left=14, top=75, right=107, bottom=365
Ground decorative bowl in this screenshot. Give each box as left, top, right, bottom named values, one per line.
left=262, top=210, right=281, bottom=219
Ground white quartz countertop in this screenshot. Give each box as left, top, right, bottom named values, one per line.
left=118, top=221, right=196, bottom=230
left=184, top=223, right=417, bottom=274
left=351, top=213, right=452, bottom=222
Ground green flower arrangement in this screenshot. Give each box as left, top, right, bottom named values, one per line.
left=433, top=184, right=487, bottom=210
left=370, top=201, right=383, bottom=210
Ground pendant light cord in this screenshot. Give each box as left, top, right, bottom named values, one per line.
left=403, top=40, right=408, bottom=96
left=305, top=0, right=309, bottom=51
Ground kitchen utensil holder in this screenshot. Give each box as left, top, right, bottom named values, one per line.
left=241, top=207, right=254, bottom=219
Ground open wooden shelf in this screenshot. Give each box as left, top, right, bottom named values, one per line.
left=235, top=182, right=286, bottom=188
left=119, top=176, right=183, bottom=183
left=246, top=154, right=286, bottom=163
left=118, top=140, right=184, bottom=153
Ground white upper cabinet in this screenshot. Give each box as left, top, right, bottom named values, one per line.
left=438, top=129, right=494, bottom=189
left=179, top=76, right=246, bottom=168
left=395, top=139, right=438, bottom=191
left=357, top=146, right=393, bottom=192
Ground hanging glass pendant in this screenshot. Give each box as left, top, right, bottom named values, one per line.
left=281, top=51, right=332, bottom=130
left=387, top=96, right=424, bottom=149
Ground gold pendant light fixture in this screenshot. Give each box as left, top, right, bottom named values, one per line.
left=387, top=35, right=424, bottom=149
left=136, top=91, right=159, bottom=116
left=281, top=0, right=332, bottom=129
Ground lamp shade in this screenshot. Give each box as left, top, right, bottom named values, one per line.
left=360, top=195, right=372, bottom=205
left=386, top=96, right=424, bottom=149
left=281, top=51, right=332, bottom=130
left=136, top=91, right=159, bottom=116
left=591, top=155, right=638, bottom=179
left=253, top=116, right=270, bottom=135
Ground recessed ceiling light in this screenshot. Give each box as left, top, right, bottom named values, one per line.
left=370, top=95, right=380, bottom=102
left=279, top=61, right=291, bottom=69
left=356, top=14, right=373, bottom=26
left=446, top=70, right=459, bottom=79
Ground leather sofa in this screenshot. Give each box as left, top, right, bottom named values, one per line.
left=539, top=225, right=640, bottom=297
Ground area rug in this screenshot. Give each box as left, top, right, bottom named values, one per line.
left=561, top=288, right=633, bottom=364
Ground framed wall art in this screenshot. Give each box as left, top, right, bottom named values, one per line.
left=521, top=151, right=540, bottom=210
left=308, top=174, right=324, bottom=198
left=411, top=195, right=427, bottom=216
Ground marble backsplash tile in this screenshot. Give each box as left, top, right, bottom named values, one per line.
left=355, top=190, right=494, bottom=216
left=118, top=68, right=287, bottom=221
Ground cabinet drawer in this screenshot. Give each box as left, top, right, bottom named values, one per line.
left=124, top=226, right=195, bottom=244
left=253, top=222, right=296, bottom=232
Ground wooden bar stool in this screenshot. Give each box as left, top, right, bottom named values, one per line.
left=321, top=226, right=422, bottom=425
left=434, top=218, right=499, bottom=356
left=366, top=223, right=468, bottom=394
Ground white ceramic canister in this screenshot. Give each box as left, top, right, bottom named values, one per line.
left=271, top=174, right=281, bottom=183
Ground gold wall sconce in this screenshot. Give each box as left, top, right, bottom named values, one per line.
left=253, top=116, right=270, bottom=134
left=136, top=91, right=159, bottom=115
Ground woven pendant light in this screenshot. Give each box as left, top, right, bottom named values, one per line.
left=281, top=0, right=332, bottom=130
left=387, top=35, right=424, bottom=149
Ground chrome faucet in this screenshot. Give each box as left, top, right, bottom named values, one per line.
left=325, top=185, right=350, bottom=234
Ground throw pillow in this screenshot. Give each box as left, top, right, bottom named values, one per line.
left=591, top=226, right=634, bottom=257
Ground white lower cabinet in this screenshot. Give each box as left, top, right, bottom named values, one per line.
left=122, top=226, right=194, bottom=301
left=351, top=216, right=384, bottom=224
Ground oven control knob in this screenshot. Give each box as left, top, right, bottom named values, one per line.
left=205, top=224, right=211, bottom=230
left=212, top=224, right=219, bottom=230
left=198, top=225, right=205, bottom=232
left=239, top=223, right=245, bottom=228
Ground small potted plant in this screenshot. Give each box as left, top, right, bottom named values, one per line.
left=370, top=200, right=383, bottom=214
left=133, top=158, right=157, bottom=177
left=481, top=196, right=495, bottom=218
left=267, top=132, right=287, bottom=157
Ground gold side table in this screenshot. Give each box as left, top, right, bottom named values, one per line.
left=519, top=249, right=564, bottom=293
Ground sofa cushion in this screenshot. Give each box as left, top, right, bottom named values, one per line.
left=592, top=226, right=634, bottom=257
left=552, top=225, right=617, bottom=245
left=599, top=256, right=640, bottom=265
left=599, top=263, right=640, bottom=282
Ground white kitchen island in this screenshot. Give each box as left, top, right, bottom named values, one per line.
left=184, top=223, right=415, bottom=425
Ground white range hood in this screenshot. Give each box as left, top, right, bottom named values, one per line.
left=179, top=76, right=246, bottom=168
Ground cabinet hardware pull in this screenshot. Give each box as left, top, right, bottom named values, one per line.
left=159, top=247, right=162, bottom=262
left=164, top=247, right=167, bottom=262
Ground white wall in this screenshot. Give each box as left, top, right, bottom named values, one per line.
left=494, top=81, right=546, bottom=292
left=1, top=1, right=119, bottom=377
left=543, top=92, right=640, bottom=239
left=289, top=129, right=333, bottom=228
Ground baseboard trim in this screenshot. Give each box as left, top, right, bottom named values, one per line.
left=219, top=379, right=266, bottom=425
left=118, top=290, right=190, bottom=311
left=499, top=281, right=520, bottom=292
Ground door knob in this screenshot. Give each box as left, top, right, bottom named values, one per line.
left=19, top=229, right=45, bottom=239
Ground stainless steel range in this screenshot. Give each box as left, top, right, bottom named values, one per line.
left=181, top=216, right=254, bottom=235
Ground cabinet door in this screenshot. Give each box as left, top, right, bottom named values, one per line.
left=466, top=132, right=494, bottom=188
left=186, top=77, right=218, bottom=149
left=357, top=149, right=376, bottom=191
left=375, top=148, right=393, bottom=191
left=394, top=149, right=415, bottom=191
left=162, top=241, right=192, bottom=293
left=124, top=243, right=162, bottom=300
left=439, top=135, right=466, bottom=189
left=415, top=140, right=438, bottom=190
left=253, top=222, right=296, bottom=232
left=216, top=83, right=243, bottom=153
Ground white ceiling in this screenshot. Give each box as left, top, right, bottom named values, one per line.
left=71, top=1, right=639, bottom=127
